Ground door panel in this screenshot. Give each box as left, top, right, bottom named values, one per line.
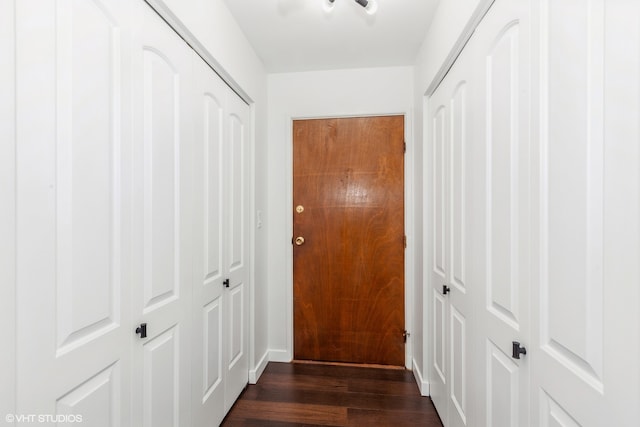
left=293, top=116, right=405, bottom=366
left=16, top=1, right=253, bottom=424
left=224, top=88, right=250, bottom=412
left=429, top=1, right=639, bottom=425
left=142, top=48, right=181, bottom=310
left=0, top=0, right=15, bottom=419
left=15, top=0, right=132, bottom=423
left=228, top=112, right=245, bottom=273
left=191, top=50, right=250, bottom=422
left=143, top=327, right=180, bottom=427
left=486, top=23, right=521, bottom=329
left=433, top=107, right=447, bottom=280
left=486, top=342, right=519, bottom=427
left=539, top=392, right=581, bottom=427
left=55, top=0, right=124, bottom=352
left=473, top=2, right=531, bottom=426
left=450, top=306, right=467, bottom=423
left=192, top=51, right=226, bottom=426
left=132, top=3, right=193, bottom=426
left=203, top=299, right=223, bottom=396
left=433, top=290, right=447, bottom=382
left=448, top=81, right=470, bottom=427
left=429, top=36, right=476, bottom=427
left=429, top=1, right=529, bottom=426
left=530, top=1, right=640, bottom=425
left=429, top=102, right=449, bottom=420
left=450, top=83, right=467, bottom=293
left=539, top=0, right=603, bottom=385
left=56, top=364, right=120, bottom=427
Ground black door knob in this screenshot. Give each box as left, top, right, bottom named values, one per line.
left=135, top=323, right=147, bottom=339
left=512, top=341, right=527, bottom=359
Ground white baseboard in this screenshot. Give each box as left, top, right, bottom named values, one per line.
left=412, top=358, right=430, bottom=396
left=249, top=350, right=269, bottom=384
left=268, top=348, right=291, bottom=363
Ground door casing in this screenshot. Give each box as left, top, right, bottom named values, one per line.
left=275, top=112, right=415, bottom=369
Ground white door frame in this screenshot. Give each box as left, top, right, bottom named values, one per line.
left=279, top=110, right=416, bottom=369
left=0, top=0, right=16, bottom=420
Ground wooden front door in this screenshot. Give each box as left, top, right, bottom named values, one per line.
left=293, top=116, right=405, bottom=366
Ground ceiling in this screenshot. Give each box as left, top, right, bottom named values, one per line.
left=222, top=0, right=441, bottom=73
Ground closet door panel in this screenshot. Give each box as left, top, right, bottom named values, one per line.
left=429, top=41, right=476, bottom=427
left=485, top=23, right=521, bottom=329
left=141, top=48, right=181, bottom=309
left=55, top=364, right=120, bottom=427
left=542, top=0, right=603, bottom=374
left=224, top=92, right=250, bottom=412
left=486, top=342, right=520, bottom=427
left=192, top=52, right=227, bottom=427
left=448, top=79, right=472, bottom=427
left=15, top=0, right=132, bottom=423
left=473, top=1, right=532, bottom=425
left=536, top=0, right=604, bottom=415
left=433, top=291, right=447, bottom=382
left=142, top=327, right=181, bottom=427
left=131, top=2, right=194, bottom=425
left=433, top=107, right=447, bottom=280
left=137, top=47, right=185, bottom=422
left=531, top=0, right=640, bottom=425
left=227, top=107, right=247, bottom=275
left=55, top=0, right=125, bottom=354
left=429, top=103, right=449, bottom=423
left=450, top=83, right=467, bottom=293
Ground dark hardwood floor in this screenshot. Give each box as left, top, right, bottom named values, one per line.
left=222, top=362, right=443, bottom=426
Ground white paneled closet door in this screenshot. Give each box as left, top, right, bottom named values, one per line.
left=471, top=1, right=532, bottom=426
left=130, top=2, right=194, bottom=426
left=191, top=52, right=227, bottom=426
left=429, top=0, right=531, bottom=425
left=429, top=38, right=477, bottom=427
left=529, top=1, right=640, bottom=425
left=15, top=0, right=133, bottom=424
left=223, top=76, right=251, bottom=414
left=191, top=44, right=251, bottom=426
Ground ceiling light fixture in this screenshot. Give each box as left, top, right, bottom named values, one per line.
left=326, top=0, right=378, bottom=15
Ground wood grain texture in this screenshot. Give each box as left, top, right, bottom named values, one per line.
left=222, top=362, right=443, bottom=426
left=293, top=116, right=405, bottom=366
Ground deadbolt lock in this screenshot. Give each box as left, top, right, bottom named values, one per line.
left=295, top=236, right=305, bottom=246
left=296, top=205, right=305, bottom=214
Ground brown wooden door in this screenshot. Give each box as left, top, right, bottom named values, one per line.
left=293, top=116, right=405, bottom=366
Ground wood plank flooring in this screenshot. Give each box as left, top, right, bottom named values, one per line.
left=222, top=362, right=443, bottom=426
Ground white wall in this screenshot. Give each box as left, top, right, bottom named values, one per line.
left=144, top=0, right=270, bottom=381
left=266, top=66, right=415, bottom=363
left=412, top=0, right=487, bottom=394
left=0, top=0, right=16, bottom=419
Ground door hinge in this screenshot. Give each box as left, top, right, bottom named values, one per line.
left=403, top=330, right=410, bottom=343
left=404, top=235, right=407, bottom=249
left=403, top=142, right=406, bottom=153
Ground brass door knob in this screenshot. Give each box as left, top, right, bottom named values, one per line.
left=295, top=236, right=305, bottom=246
